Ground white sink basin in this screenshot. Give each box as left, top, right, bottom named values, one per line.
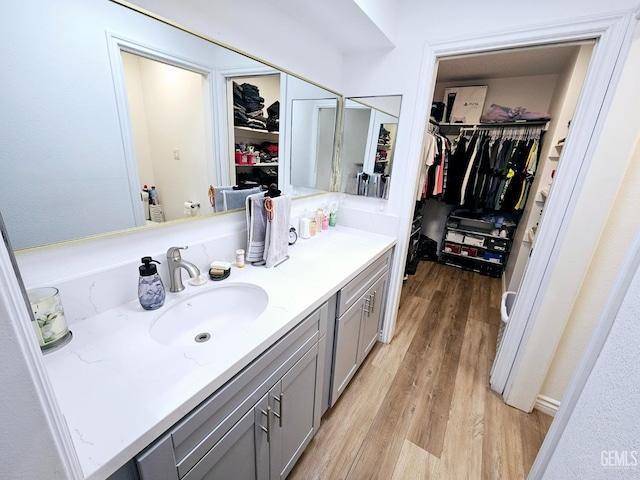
left=149, top=283, right=268, bottom=347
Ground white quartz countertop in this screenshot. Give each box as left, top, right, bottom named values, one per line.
left=44, top=226, right=396, bottom=480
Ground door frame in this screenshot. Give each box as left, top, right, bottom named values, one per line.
left=397, top=10, right=635, bottom=410
left=106, top=32, right=218, bottom=224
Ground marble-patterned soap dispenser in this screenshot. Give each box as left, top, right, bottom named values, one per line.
left=138, top=257, right=166, bottom=310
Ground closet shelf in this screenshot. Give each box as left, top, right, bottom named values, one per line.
left=438, top=120, right=549, bottom=128
left=446, top=226, right=511, bottom=241
left=236, top=162, right=279, bottom=167
left=441, top=250, right=504, bottom=265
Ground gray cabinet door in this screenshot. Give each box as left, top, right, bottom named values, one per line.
left=270, top=343, right=320, bottom=480
left=330, top=296, right=365, bottom=406
left=182, top=394, right=270, bottom=480
left=358, top=273, right=387, bottom=363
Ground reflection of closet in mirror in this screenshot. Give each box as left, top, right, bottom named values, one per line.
left=121, top=52, right=213, bottom=224
left=370, top=113, right=398, bottom=176
left=340, top=97, right=401, bottom=198
left=228, top=74, right=281, bottom=189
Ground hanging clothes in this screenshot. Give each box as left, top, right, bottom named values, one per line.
left=418, top=125, right=451, bottom=201
left=427, top=124, right=544, bottom=214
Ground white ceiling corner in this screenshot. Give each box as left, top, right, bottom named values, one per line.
left=266, top=0, right=395, bottom=54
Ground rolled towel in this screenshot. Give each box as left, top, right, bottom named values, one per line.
left=246, top=192, right=267, bottom=263
left=264, top=195, right=292, bottom=268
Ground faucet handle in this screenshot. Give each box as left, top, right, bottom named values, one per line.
left=167, top=246, right=188, bottom=259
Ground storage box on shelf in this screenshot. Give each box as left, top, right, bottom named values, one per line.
left=439, top=210, right=516, bottom=278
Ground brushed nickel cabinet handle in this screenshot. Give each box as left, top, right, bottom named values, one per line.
left=259, top=406, right=271, bottom=443
left=273, top=393, right=283, bottom=427
left=370, top=291, right=376, bottom=314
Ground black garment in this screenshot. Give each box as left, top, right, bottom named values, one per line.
left=489, top=139, right=516, bottom=210
left=501, top=140, right=533, bottom=211
left=469, top=137, right=492, bottom=210
left=463, top=136, right=489, bottom=210
left=267, top=101, right=280, bottom=132
left=479, top=138, right=501, bottom=208
left=443, top=136, right=470, bottom=205
left=233, top=82, right=266, bottom=128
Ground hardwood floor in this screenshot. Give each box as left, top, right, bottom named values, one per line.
left=289, top=261, right=553, bottom=480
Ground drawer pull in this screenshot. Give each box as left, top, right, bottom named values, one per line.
left=370, top=291, right=376, bottom=314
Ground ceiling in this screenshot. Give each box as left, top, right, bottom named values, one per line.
left=267, top=0, right=395, bottom=53
left=436, top=43, right=590, bottom=82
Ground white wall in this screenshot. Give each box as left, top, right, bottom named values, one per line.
left=505, top=13, right=640, bottom=411
left=123, top=53, right=212, bottom=222
left=337, top=1, right=640, bottom=409
left=137, top=56, right=210, bottom=221
left=542, top=232, right=640, bottom=478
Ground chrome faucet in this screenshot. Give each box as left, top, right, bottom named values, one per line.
left=166, top=246, right=201, bottom=293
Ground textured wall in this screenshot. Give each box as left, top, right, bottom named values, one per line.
left=543, top=243, right=640, bottom=478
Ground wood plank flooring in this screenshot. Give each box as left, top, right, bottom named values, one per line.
left=289, top=261, right=553, bottom=480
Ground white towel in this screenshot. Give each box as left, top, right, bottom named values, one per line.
left=246, top=193, right=267, bottom=262
left=264, top=195, right=291, bottom=268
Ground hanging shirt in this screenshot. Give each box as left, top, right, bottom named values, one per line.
left=418, top=132, right=437, bottom=201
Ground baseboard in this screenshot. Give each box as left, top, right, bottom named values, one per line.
left=534, top=395, right=560, bottom=417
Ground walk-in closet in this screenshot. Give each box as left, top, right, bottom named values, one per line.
left=411, top=41, right=594, bottom=291
left=406, top=41, right=595, bottom=411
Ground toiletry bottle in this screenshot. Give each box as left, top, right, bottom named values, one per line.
left=322, top=205, right=329, bottom=230
left=315, top=209, right=323, bottom=234
left=310, top=215, right=317, bottom=236
left=236, top=249, right=245, bottom=268
left=300, top=216, right=311, bottom=239
left=138, top=257, right=165, bottom=310
left=329, top=203, right=338, bottom=227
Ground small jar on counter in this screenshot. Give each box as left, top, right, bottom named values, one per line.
left=236, top=249, right=245, bottom=268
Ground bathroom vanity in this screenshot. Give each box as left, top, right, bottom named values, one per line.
left=43, top=226, right=395, bottom=480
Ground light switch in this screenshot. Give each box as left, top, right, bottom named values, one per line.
left=173, top=148, right=180, bottom=160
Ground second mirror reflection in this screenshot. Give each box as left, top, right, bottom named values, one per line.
left=340, top=96, right=401, bottom=199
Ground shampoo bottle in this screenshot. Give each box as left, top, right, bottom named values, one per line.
left=138, top=257, right=166, bottom=310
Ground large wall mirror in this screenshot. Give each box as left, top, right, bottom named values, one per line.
left=0, top=1, right=340, bottom=250
left=340, top=96, right=401, bottom=198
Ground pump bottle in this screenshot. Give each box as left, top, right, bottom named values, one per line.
left=138, top=257, right=166, bottom=310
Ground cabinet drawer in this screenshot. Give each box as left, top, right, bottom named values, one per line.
left=138, top=308, right=322, bottom=479
left=337, top=249, right=392, bottom=317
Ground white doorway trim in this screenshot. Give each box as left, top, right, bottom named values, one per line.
left=0, top=216, right=83, bottom=479
left=399, top=11, right=635, bottom=409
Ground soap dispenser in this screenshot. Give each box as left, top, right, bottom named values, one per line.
left=138, top=257, right=166, bottom=310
